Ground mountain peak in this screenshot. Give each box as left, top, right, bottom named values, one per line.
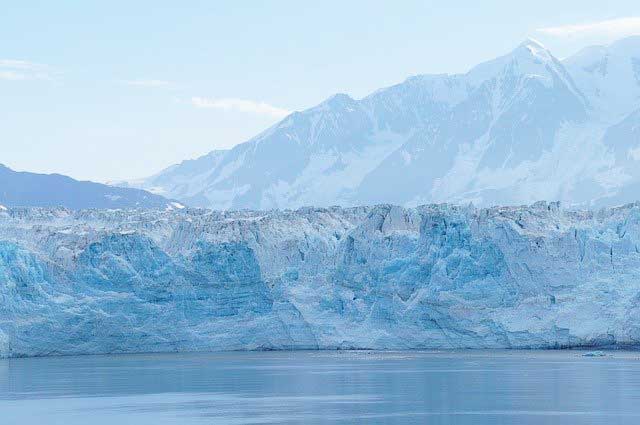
left=566, top=35, right=640, bottom=65
left=325, top=93, right=355, bottom=105
left=312, top=93, right=357, bottom=113
left=608, top=35, right=640, bottom=56
left=465, top=38, right=560, bottom=87
left=513, top=37, right=554, bottom=63
left=519, top=37, right=546, bottom=50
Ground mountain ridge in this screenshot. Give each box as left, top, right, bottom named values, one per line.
left=120, top=36, right=640, bottom=210
left=0, top=164, right=180, bottom=210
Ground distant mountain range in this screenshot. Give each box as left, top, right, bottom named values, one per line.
left=119, top=36, right=640, bottom=209
left=0, top=164, right=179, bottom=210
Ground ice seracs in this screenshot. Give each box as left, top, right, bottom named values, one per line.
left=2, top=202, right=640, bottom=357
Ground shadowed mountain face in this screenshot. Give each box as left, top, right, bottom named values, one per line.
left=124, top=37, right=640, bottom=210
left=0, top=164, right=177, bottom=210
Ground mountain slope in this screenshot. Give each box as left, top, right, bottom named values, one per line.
left=565, top=35, right=640, bottom=122
left=123, top=37, right=640, bottom=210
left=354, top=39, right=589, bottom=206
left=0, top=164, right=178, bottom=209
left=116, top=150, right=228, bottom=206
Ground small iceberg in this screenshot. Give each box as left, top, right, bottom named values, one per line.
left=582, top=351, right=606, bottom=357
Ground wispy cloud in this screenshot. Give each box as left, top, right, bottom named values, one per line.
left=0, top=59, right=52, bottom=81
left=123, top=79, right=171, bottom=87
left=537, top=17, right=640, bottom=38
left=191, top=96, right=290, bottom=118
left=0, top=71, right=27, bottom=81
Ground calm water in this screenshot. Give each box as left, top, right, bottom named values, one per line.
left=1, top=350, right=640, bottom=424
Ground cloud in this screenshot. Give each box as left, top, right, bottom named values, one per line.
left=123, top=79, right=171, bottom=87
left=537, top=17, right=640, bottom=38
left=191, top=96, right=290, bottom=118
left=0, top=59, right=41, bottom=69
left=0, top=59, right=52, bottom=81
left=0, top=71, right=26, bottom=81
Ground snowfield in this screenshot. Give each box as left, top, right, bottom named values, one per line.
left=2, top=202, right=640, bottom=357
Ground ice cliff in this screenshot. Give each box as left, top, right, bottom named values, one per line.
left=1, top=202, right=640, bottom=357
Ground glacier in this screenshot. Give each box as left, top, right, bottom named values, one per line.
left=2, top=202, right=640, bottom=357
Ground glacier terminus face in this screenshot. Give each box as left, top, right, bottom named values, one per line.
left=1, top=202, right=640, bottom=357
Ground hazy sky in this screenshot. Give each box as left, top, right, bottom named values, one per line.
left=3, top=1, right=640, bottom=182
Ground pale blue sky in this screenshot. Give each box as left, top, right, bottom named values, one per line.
left=3, top=1, right=640, bottom=182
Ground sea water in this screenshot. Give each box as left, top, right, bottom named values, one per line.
left=1, top=350, right=640, bottom=424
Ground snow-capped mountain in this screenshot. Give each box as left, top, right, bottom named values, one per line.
left=0, top=164, right=179, bottom=209
left=117, top=150, right=228, bottom=204
left=3, top=202, right=640, bottom=357
left=565, top=36, right=640, bottom=122
left=123, top=37, right=640, bottom=210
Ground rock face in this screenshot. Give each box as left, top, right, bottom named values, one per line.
left=123, top=37, right=640, bottom=210
left=1, top=202, right=640, bottom=357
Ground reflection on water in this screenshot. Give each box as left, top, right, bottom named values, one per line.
left=1, top=350, right=640, bottom=424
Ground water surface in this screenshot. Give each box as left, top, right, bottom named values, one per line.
left=1, top=350, right=639, bottom=424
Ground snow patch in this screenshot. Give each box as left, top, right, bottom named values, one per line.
left=166, top=202, right=186, bottom=211
left=629, top=146, right=640, bottom=161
